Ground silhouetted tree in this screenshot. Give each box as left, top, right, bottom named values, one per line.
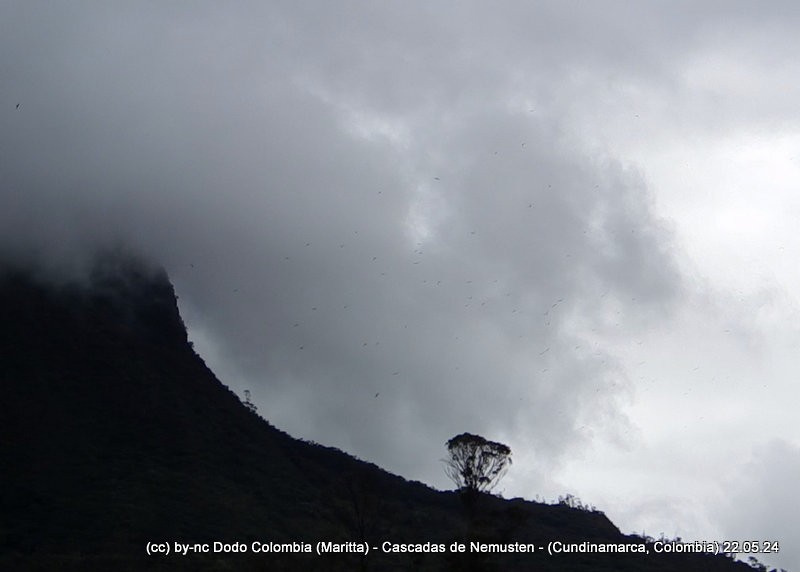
left=443, top=433, right=511, bottom=513
left=242, top=389, right=257, bottom=414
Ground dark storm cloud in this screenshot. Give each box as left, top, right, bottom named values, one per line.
left=1, top=1, right=731, bottom=488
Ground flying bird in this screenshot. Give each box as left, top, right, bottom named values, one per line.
left=16, top=103, right=20, bottom=109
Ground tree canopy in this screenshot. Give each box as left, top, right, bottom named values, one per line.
left=443, top=433, right=512, bottom=495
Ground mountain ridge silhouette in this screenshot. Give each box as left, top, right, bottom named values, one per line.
left=1, top=251, right=760, bottom=571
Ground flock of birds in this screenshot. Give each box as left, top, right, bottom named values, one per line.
left=180, top=175, right=619, bottom=404
left=168, top=137, right=697, bottom=414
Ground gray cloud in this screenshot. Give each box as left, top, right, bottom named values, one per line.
left=717, top=440, right=800, bottom=571
left=0, top=0, right=680, bottom=454
left=2, top=1, right=796, bottom=559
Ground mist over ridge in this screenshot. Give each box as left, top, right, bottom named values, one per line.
left=2, top=3, right=798, bottom=570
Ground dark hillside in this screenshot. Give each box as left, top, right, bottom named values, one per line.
left=0, top=254, right=758, bottom=571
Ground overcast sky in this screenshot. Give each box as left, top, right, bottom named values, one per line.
left=2, top=2, right=798, bottom=569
